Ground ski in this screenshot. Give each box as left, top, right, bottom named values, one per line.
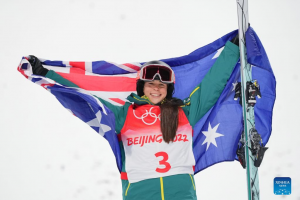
left=236, top=0, right=261, bottom=199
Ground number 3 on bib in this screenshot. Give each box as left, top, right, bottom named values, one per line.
left=155, top=152, right=171, bottom=173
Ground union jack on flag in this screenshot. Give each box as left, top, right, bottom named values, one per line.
left=18, top=27, right=276, bottom=174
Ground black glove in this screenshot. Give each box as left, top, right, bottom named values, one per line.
left=230, top=34, right=239, bottom=46
left=28, top=55, right=49, bottom=76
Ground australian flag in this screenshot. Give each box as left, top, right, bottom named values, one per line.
left=18, top=26, right=276, bottom=174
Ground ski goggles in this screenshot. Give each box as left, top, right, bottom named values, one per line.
left=138, top=61, right=175, bottom=84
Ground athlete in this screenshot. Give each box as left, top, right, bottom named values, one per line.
left=28, top=36, right=239, bottom=200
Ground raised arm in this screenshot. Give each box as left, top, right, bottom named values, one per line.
left=182, top=41, right=240, bottom=127
left=28, top=55, right=129, bottom=133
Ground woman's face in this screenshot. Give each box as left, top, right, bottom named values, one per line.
left=143, top=80, right=167, bottom=104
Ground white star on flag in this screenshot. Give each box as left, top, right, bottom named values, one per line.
left=232, top=81, right=238, bottom=91
left=86, top=111, right=111, bottom=136
left=202, top=122, right=224, bottom=151
left=211, top=47, right=224, bottom=59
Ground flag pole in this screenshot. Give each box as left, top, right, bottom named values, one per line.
left=236, top=0, right=260, bottom=199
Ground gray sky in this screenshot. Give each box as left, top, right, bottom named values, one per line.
left=1, top=0, right=299, bottom=199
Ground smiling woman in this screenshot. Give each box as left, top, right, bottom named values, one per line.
left=26, top=39, right=239, bottom=200
left=136, top=60, right=176, bottom=105
left=143, top=80, right=167, bottom=104
left=136, top=61, right=184, bottom=145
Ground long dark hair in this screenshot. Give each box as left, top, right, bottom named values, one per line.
left=136, top=80, right=183, bottom=143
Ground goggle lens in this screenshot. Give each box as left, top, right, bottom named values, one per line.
left=142, top=66, right=172, bottom=82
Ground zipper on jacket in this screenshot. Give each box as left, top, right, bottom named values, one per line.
left=160, top=177, right=165, bottom=200
left=133, top=96, right=152, bottom=105
left=125, top=183, right=131, bottom=196
left=189, top=174, right=196, bottom=190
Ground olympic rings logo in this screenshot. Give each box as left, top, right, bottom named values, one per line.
left=133, top=107, right=161, bottom=125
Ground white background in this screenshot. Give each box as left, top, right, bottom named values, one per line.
left=1, top=0, right=299, bottom=199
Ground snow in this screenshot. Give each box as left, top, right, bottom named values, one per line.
left=0, top=0, right=299, bottom=199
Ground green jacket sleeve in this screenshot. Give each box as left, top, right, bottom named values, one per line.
left=45, top=70, right=129, bottom=133
left=182, top=41, right=240, bottom=127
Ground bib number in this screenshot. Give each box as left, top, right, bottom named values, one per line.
left=155, top=152, right=171, bottom=173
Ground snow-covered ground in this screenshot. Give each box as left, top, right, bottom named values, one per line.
left=0, top=0, right=299, bottom=199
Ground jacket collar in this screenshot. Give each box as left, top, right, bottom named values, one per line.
left=127, top=93, right=154, bottom=105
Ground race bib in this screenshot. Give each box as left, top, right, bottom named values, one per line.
left=120, top=105, right=195, bottom=183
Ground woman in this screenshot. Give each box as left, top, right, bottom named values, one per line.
left=28, top=38, right=239, bottom=200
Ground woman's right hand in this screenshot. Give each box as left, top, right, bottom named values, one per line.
left=28, top=55, right=49, bottom=76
